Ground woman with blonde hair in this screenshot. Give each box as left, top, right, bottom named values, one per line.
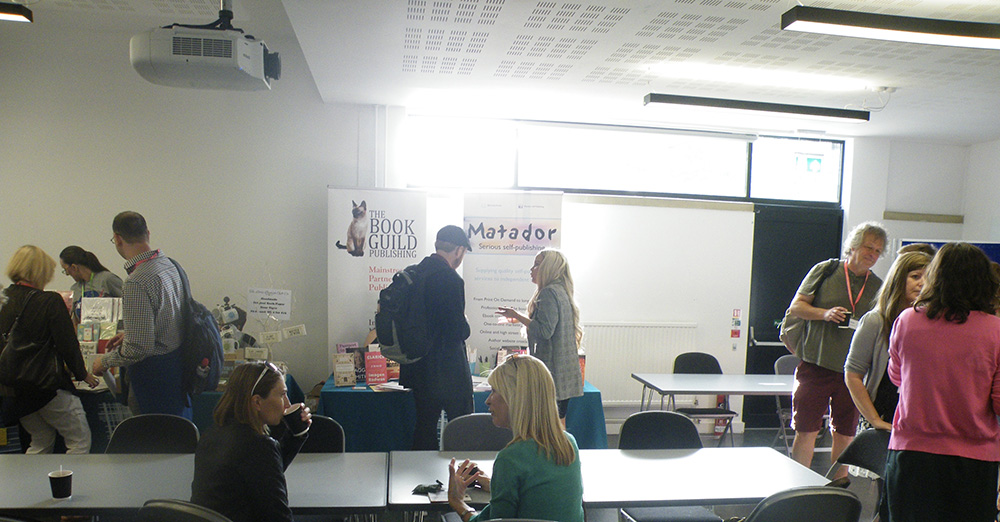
left=845, top=251, right=932, bottom=431
left=0, top=245, right=99, bottom=453
left=191, top=362, right=311, bottom=522
left=448, top=354, right=584, bottom=522
left=497, top=249, right=583, bottom=419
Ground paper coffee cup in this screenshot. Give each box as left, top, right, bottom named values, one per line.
left=283, top=404, right=309, bottom=437
left=48, top=469, right=73, bottom=500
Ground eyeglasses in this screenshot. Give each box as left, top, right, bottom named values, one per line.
left=251, top=362, right=281, bottom=396
left=109, top=235, right=116, bottom=244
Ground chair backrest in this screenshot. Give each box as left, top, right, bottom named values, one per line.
left=139, top=499, right=234, bottom=522
left=831, top=428, right=891, bottom=477
left=106, top=414, right=200, bottom=454
left=299, top=415, right=346, bottom=453
left=744, top=486, right=862, bottom=522
left=673, top=352, right=723, bottom=375
left=618, top=410, right=703, bottom=450
left=774, top=354, right=800, bottom=375
left=440, top=413, right=513, bottom=451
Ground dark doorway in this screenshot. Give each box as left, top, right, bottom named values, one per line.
left=743, top=204, right=843, bottom=428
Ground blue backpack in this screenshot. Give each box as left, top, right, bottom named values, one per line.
left=169, top=259, right=224, bottom=396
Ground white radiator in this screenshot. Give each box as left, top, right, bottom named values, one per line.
left=582, top=322, right=697, bottom=406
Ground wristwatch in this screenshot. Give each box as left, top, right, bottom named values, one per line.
left=459, top=507, right=477, bottom=522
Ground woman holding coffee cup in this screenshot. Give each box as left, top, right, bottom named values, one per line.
left=191, top=362, right=311, bottom=522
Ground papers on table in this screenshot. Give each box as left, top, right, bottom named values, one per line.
left=372, top=382, right=409, bottom=392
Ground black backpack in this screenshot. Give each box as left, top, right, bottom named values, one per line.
left=375, top=263, right=432, bottom=364
left=169, top=259, right=224, bottom=396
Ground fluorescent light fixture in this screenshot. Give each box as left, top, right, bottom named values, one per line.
left=781, top=6, right=1000, bottom=50
left=0, top=1, right=32, bottom=22
left=644, top=93, right=870, bottom=124
left=646, top=62, right=869, bottom=92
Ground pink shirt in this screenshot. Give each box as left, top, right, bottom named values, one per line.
left=888, top=308, right=1000, bottom=461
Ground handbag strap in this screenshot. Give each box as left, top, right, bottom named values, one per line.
left=2, top=289, right=38, bottom=341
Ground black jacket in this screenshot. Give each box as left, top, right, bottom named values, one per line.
left=398, top=254, right=472, bottom=399
left=190, top=422, right=306, bottom=522
left=0, top=284, right=89, bottom=420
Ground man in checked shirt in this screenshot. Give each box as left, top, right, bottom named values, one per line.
left=92, top=211, right=192, bottom=420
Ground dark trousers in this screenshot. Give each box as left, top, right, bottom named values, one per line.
left=411, top=385, right=472, bottom=450
left=886, top=449, right=999, bottom=522
left=128, top=349, right=192, bottom=420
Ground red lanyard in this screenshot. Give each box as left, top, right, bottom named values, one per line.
left=15, top=281, right=38, bottom=289
left=844, top=262, right=869, bottom=315
left=128, top=250, right=160, bottom=274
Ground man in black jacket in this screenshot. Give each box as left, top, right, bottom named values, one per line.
left=399, top=225, right=474, bottom=450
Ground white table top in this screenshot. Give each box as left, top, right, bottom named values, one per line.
left=388, top=451, right=494, bottom=510
left=0, top=452, right=387, bottom=516
left=632, top=373, right=795, bottom=396
left=389, top=447, right=826, bottom=510
left=580, top=447, right=826, bottom=507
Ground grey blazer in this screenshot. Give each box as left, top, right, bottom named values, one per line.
left=527, top=284, right=583, bottom=401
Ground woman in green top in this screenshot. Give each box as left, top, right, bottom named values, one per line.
left=448, top=354, right=584, bottom=522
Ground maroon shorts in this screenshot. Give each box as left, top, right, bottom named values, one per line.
left=792, top=360, right=859, bottom=434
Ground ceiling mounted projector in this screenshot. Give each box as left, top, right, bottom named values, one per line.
left=129, top=0, right=280, bottom=91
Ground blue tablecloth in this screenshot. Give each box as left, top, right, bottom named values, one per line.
left=319, top=378, right=607, bottom=452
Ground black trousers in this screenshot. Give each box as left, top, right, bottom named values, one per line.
left=886, top=449, right=999, bottom=522
left=411, top=385, right=473, bottom=450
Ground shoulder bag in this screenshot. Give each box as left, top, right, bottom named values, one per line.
left=0, top=291, right=64, bottom=391
left=778, top=258, right=841, bottom=353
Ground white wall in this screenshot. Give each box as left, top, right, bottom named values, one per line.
left=847, top=138, right=965, bottom=276
left=964, top=138, right=1000, bottom=240
left=0, top=8, right=373, bottom=389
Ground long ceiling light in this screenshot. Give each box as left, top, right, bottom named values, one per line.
left=644, top=93, right=870, bottom=124
left=781, top=6, right=1000, bottom=50
left=0, top=2, right=32, bottom=22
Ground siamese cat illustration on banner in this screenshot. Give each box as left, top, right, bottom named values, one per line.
left=336, top=200, right=368, bottom=257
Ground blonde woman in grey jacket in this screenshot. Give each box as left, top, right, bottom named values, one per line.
left=497, top=249, right=583, bottom=419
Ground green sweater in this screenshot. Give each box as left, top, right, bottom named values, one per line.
left=472, top=433, right=584, bottom=522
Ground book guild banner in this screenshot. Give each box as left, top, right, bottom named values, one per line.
left=463, top=191, right=562, bottom=371
left=327, top=188, right=427, bottom=372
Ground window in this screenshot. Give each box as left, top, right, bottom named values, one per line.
left=398, top=116, right=845, bottom=204
left=516, top=123, right=750, bottom=198
left=749, top=137, right=843, bottom=203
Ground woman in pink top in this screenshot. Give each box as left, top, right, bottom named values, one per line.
left=886, top=242, right=1000, bottom=522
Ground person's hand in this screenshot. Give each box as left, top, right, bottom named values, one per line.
left=873, top=419, right=892, bottom=431
left=106, top=332, right=125, bottom=350
left=91, top=356, right=106, bottom=377
left=496, top=307, right=523, bottom=324
left=84, top=373, right=100, bottom=388
left=448, top=458, right=481, bottom=503
left=298, top=404, right=312, bottom=427
left=823, top=307, right=849, bottom=323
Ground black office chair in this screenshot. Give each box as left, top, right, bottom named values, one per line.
left=440, top=413, right=514, bottom=451
left=299, top=415, right=346, bottom=453
left=825, top=429, right=891, bottom=522
left=771, top=354, right=799, bottom=455
left=106, top=414, right=200, bottom=454
left=669, top=352, right=737, bottom=447
left=743, top=486, right=862, bottom=522
left=139, top=499, right=234, bottom=522
left=618, top=411, right=721, bottom=522
left=618, top=410, right=702, bottom=450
